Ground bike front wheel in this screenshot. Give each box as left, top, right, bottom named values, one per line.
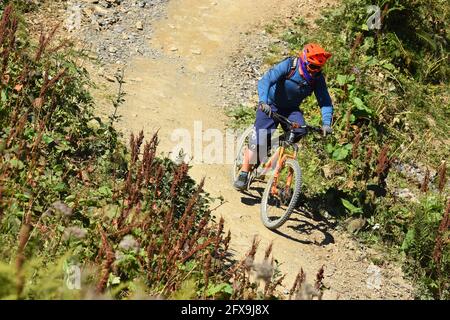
left=260, top=158, right=302, bottom=230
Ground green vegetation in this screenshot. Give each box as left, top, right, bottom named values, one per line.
left=225, top=104, right=255, bottom=130
left=0, top=4, right=322, bottom=300
left=1, top=0, right=448, bottom=300
left=228, top=0, right=449, bottom=299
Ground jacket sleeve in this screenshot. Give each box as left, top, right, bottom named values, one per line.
left=258, top=58, right=291, bottom=104
left=313, top=74, right=334, bottom=126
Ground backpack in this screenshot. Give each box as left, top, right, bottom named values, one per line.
left=285, top=56, right=316, bottom=88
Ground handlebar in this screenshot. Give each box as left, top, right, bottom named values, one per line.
left=271, top=111, right=322, bottom=134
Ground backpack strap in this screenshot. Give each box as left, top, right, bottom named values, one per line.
left=286, top=57, right=298, bottom=79
left=285, top=56, right=317, bottom=89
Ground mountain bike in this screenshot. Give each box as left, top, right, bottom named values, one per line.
left=231, top=112, right=322, bottom=230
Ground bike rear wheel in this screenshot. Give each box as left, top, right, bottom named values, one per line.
left=260, top=158, right=302, bottom=230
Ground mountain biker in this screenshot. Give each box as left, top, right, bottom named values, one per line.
left=233, top=43, right=334, bottom=191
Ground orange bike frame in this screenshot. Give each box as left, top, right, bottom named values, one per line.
left=259, top=145, right=298, bottom=195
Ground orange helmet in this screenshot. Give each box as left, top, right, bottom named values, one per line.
left=302, top=43, right=332, bottom=72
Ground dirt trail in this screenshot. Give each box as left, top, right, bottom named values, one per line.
left=115, top=0, right=414, bottom=299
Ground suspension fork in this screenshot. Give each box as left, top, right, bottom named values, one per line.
left=285, top=147, right=298, bottom=187
left=270, top=146, right=299, bottom=196
left=270, top=147, right=286, bottom=195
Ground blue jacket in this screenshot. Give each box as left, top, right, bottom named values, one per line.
left=257, top=58, right=333, bottom=126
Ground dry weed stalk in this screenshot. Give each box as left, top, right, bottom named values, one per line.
left=420, top=167, right=430, bottom=193
left=203, top=252, right=212, bottom=298
left=96, top=227, right=115, bottom=293
left=438, top=161, right=447, bottom=193
left=289, top=266, right=326, bottom=300
left=363, top=145, right=373, bottom=181
left=289, top=268, right=306, bottom=299
left=350, top=33, right=364, bottom=60
left=34, top=24, right=60, bottom=62
left=315, top=266, right=324, bottom=288
left=375, top=145, right=389, bottom=176
left=352, top=127, right=361, bottom=159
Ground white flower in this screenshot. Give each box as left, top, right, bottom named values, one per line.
left=366, top=263, right=382, bottom=290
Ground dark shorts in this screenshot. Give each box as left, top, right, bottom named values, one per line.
left=249, top=105, right=306, bottom=147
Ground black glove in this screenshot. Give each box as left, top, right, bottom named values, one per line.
left=259, top=103, right=272, bottom=117
left=322, top=125, right=333, bottom=137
